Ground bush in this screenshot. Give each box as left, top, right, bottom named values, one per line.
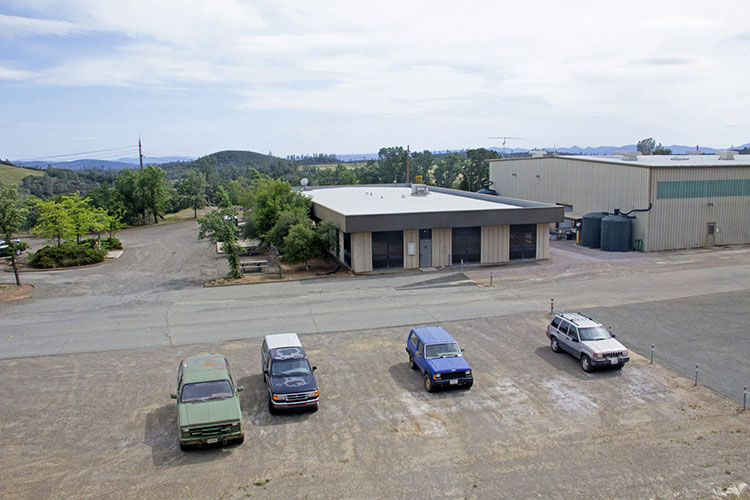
left=29, top=242, right=107, bottom=269
left=102, top=237, right=122, bottom=250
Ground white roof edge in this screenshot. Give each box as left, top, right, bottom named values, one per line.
left=265, top=333, right=302, bottom=349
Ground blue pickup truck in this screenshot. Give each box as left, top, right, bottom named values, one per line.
left=405, top=326, right=473, bottom=392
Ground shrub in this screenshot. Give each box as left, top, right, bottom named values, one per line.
left=102, top=237, right=122, bottom=250
left=29, top=242, right=106, bottom=268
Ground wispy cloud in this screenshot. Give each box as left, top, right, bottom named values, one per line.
left=0, top=13, right=80, bottom=38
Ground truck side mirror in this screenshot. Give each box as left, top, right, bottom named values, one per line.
left=236, top=385, right=244, bottom=392
left=170, top=394, right=177, bottom=399
left=312, top=366, right=317, bottom=371
left=263, top=370, right=269, bottom=376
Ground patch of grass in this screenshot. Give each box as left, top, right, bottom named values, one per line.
left=0, top=163, right=43, bottom=185
left=253, top=479, right=269, bottom=486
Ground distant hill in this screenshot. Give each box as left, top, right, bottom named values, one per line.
left=159, top=150, right=296, bottom=180
left=16, top=155, right=194, bottom=171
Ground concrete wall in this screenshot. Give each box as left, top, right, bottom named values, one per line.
left=490, top=158, right=652, bottom=249
left=352, top=232, right=372, bottom=273
left=403, top=229, right=419, bottom=269
left=481, top=225, right=510, bottom=264
left=648, top=166, right=750, bottom=251
left=536, top=223, right=550, bottom=259
left=432, top=228, right=452, bottom=267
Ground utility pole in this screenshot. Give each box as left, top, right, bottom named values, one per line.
left=406, top=144, right=410, bottom=184
left=139, top=138, right=144, bottom=171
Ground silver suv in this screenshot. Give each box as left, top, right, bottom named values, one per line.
left=546, top=313, right=630, bottom=372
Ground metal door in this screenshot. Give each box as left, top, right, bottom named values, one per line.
left=706, top=223, right=716, bottom=247
left=419, top=229, right=432, bottom=268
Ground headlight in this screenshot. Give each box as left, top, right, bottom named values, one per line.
left=231, top=421, right=240, bottom=428
left=433, top=373, right=441, bottom=380
left=307, top=391, right=319, bottom=398
left=272, top=394, right=287, bottom=401
left=465, top=370, right=471, bottom=376
left=181, top=427, right=190, bottom=436
left=593, top=353, right=600, bottom=359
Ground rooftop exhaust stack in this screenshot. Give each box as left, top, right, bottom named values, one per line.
left=718, top=150, right=736, bottom=160
left=411, top=184, right=429, bottom=196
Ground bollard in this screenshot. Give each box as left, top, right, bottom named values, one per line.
left=695, top=364, right=699, bottom=386
left=550, top=298, right=554, bottom=315
left=744, top=386, right=747, bottom=411
left=650, top=344, right=654, bottom=364
left=461, top=259, right=464, bottom=273
left=489, top=272, right=493, bottom=287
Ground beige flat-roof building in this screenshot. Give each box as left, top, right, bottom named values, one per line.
left=304, top=184, right=563, bottom=273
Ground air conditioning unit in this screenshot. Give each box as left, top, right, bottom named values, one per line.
left=411, top=184, right=429, bottom=196
left=718, top=150, right=736, bottom=160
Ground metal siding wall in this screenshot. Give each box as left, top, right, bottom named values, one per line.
left=338, top=230, right=345, bottom=262
left=432, top=228, right=452, bottom=267
left=649, top=167, right=750, bottom=251
left=481, top=225, right=509, bottom=264
left=536, top=223, right=550, bottom=259
left=352, top=232, right=372, bottom=273
left=403, top=229, right=419, bottom=269
left=489, top=158, right=651, bottom=249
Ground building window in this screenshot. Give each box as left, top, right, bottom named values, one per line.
left=372, top=231, right=404, bottom=269
left=510, top=224, right=536, bottom=260
left=452, top=227, right=481, bottom=264
left=343, top=232, right=351, bottom=267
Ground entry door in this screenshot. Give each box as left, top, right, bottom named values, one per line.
left=510, top=224, right=537, bottom=260
left=706, top=223, right=716, bottom=247
left=419, top=229, right=432, bottom=268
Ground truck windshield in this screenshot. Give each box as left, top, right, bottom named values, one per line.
left=425, top=342, right=461, bottom=358
left=271, top=359, right=312, bottom=376
left=181, top=380, right=233, bottom=402
left=579, top=326, right=612, bottom=341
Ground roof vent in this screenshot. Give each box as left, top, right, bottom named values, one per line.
left=411, top=184, right=429, bottom=196
left=718, top=150, right=736, bottom=160
left=670, top=156, right=689, bottom=161
left=529, top=150, right=546, bottom=157
left=620, top=151, right=639, bottom=161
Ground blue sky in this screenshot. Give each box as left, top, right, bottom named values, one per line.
left=2, top=0, right=749, bottom=162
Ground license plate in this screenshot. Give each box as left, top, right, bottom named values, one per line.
left=449, top=379, right=458, bottom=385
left=610, top=359, right=619, bottom=365
left=206, top=438, right=218, bottom=444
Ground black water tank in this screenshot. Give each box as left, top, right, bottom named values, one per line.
left=600, top=214, right=633, bottom=252
left=477, top=186, right=498, bottom=195
left=581, top=212, right=608, bottom=248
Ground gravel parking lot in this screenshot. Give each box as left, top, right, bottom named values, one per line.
left=2, top=313, right=748, bottom=500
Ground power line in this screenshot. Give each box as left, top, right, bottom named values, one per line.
left=15, top=145, right=137, bottom=162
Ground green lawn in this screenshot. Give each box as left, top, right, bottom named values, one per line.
left=307, top=162, right=366, bottom=170
left=0, top=164, right=43, bottom=184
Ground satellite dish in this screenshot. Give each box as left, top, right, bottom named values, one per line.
left=301, top=178, right=309, bottom=187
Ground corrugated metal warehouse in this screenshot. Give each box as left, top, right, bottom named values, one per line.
left=304, top=185, right=563, bottom=273
left=489, top=152, right=750, bottom=252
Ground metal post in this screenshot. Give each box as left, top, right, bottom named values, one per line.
left=650, top=344, right=654, bottom=364
left=489, top=272, right=493, bottom=287
left=461, top=259, right=464, bottom=273
left=744, top=385, right=747, bottom=411
left=695, top=364, right=699, bottom=386
left=550, top=298, right=554, bottom=314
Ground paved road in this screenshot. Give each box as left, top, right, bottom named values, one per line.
left=3, top=220, right=749, bottom=403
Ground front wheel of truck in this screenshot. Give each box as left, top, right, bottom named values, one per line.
left=424, top=374, right=435, bottom=393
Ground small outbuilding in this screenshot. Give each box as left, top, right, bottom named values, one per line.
left=304, top=184, right=563, bottom=273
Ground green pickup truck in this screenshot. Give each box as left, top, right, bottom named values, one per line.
left=170, top=354, right=245, bottom=450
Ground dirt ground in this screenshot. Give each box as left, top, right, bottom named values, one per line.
left=0, top=283, right=34, bottom=301
left=1, top=313, right=748, bottom=500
